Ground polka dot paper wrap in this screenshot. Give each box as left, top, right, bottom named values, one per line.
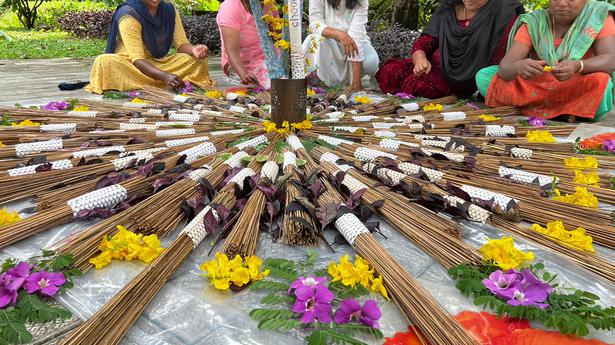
left=66, top=184, right=128, bottom=217
left=283, top=152, right=297, bottom=170
left=485, top=125, right=515, bottom=137
left=379, top=139, right=401, bottom=152
left=320, top=152, right=351, bottom=171
left=317, top=135, right=353, bottom=146
left=15, top=138, right=63, bottom=157
left=112, top=153, right=154, bottom=171
left=211, top=129, right=245, bottom=136
left=173, top=95, right=190, bottom=103
left=354, top=147, right=397, bottom=162
left=460, top=185, right=518, bottom=211
left=374, top=131, right=396, bottom=138
left=510, top=147, right=533, bottom=160
left=443, top=195, right=491, bottom=223
left=229, top=168, right=256, bottom=186
left=498, top=166, right=556, bottom=187
left=8, top=159, right=73, bottom=176
left=119, top=123, right=157, bottom=131
left=181, top=205, right=218, bottom=247
left=326, top=111, right=345, bottom=120
left=155, top=121, right=194, bottom=127
left=155, top=128, right=196, bottom=137
left=40, top=123, right=77, bottom=133
left=179, top=142, right=217, bottom=164
left=169, top=113, right=201, bottom=122
left=189, top=165, right=213, bottom=181
left=261, top=161, right=279, bottom=183
left=165, top=136, right=209, bottom=148
left=235, top=135, right=268, bottom=150
left=342, top=174, right=368, bottom=194
left=332, top=126, right=364, bottom=133
left=334, top=213, right=369, bottom=245
left=224, top=151, right=249, bottom=169
left=73, top=146, right=126, bottom=158
left=123, top=101, right=148, bottom=108
left=229, top=105, right=247, bottom=113
left=364, top=163, right=406, bottom=186
left=441, top=111, right=466, bottom=121
left=286, top=135, right=304, bottom=151
left=67, top=111, right=98, bottom=118
left=402, top=115, right=425, bottom=123
left=398, top=162, right=444, bottom=183
left=352, top=115, right=378, bottom=122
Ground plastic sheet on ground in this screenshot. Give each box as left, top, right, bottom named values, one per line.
left=2, top=197, right=615, bottom=344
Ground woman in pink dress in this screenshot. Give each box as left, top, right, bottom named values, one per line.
left=217, top=0, right=270, bottom=88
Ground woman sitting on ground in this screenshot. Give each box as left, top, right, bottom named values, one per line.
left=87, top=0, right=211, bottom=94
left=476, top=0, right=614, bottom=121
left=217, top=0, right=269, bottom=88
left=376, top=0, right=524, bottom=99
left=303, top=0, right=379, bottom=91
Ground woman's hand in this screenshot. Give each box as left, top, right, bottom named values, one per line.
left=337, top=32, right=359, bottom=58
left=514, top=59, right=546, bottom=79
left=192, top=45, right=210, bottom=59
left=239, top=72, right=260, bottom=86
left=164, top=73, right=185, bottom=89
left=551, top=60, right=581, bottom=81
left=413, top=58, right=432, bottom=76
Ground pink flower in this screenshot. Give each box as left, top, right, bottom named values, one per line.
left=603, top=139, right=615, bottom=153
left=288, top=276, right=327, bottom=295
left=126, top=91, right=141, bottom=98
left=179, top=81, right=193, bottom=93
left=528, top=116, right=547, bottom=127
left=291, top=284, right=333, bottom=323
left=41, top=101, right=70, bottom=111
left=24, top=271, right=66, bottom=297
left=394, top=92, right=414, bottom=99
left=0, top=262, right=32, bottom=307
left=334, top=298, right=382, bottom=328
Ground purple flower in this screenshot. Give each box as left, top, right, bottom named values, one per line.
left=252, top=86, right=267, bottom=94
left=24, top=271, right=66, bottom=297
left=528, top=116, right=547, bottom=127
left=483, top=269, right=552, bottom=309
left=288, top=276, right=327, bottom=295
left=41, top=101, right=69, bottom=111
left=291, top=285, right=333, bottom=323
left=334, top=298, right=382, bottom=328
left=6, top=262, right=31, bottom=291
left=603, top=139, right=615, bottom=153
left=482, top=270, right=521, bottom=299
left=179, top=81, right=193, bottom=93
left=466, top=102, right=480, bottom=110
left=0, top=287, right=17, bottom=308
left=394, top=92, right=414, bottom=99
left=126, top=91, right=141, bottom=98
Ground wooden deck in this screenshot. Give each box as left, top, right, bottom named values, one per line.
left=0, top=57, right=228, bottom=107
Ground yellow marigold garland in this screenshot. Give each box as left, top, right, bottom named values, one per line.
left=0, top=208, right=21, bottom=227
left=479, top=236, right=534, bottom=270
left=531, top=221, right=594, bottom=253
left=563, top=156, right=598, bottom=170
left=10, top=119, right=41, bottom=127
left=572, top=170, right=600, bottom=187
left=263, top=119, right=312, bottom=133
left=205, top=90, right=223, bottom=99
left=526, top=130, right=556, bottom=143
left=423, top=103, right=443, bottom=112
left=327, top=255, right=389, bottom=300
left=89, top=225, right=164, bottom=269
left=200, top=252, right=269, bottom=291
left=72, top=105, right=90, bottom=112
left=354, top=95, right=373, bottom=105
left=552, top=187, right=599, bottom=208
left=478, top=114, right=500, bottom=122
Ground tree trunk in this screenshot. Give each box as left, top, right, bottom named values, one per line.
left=392, top=0, right=419, bottom=30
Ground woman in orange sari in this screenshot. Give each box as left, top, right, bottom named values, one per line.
left=476, top=0, right=615, bottom=121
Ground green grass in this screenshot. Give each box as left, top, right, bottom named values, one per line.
left=0, top=29, right=105, bottom=59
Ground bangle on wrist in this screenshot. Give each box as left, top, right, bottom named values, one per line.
left=577, top=60, right=584, bottom=74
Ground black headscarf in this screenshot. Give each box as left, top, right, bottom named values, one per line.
left=422, top=0, right=524, bottom=84
left=105, top=0, right=176, bottom=59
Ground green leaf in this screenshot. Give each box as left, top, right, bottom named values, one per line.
left=256, top=156, right=268, bottom=163
left=296, top=159, right=307, bottom=167
left=249, top=309, right=295, bottom=321
left=250, top=280, right=289, bottom=292
left=305, top=250, right=318, bottom=267
left=260, top=293, right=294, bottom=305
left=307, top=330, right=368, bottom=345
left=332, top=324, right=384, bottom=339
left=0, top=308, right=31, bottom=344
left=219, top=153, right=233, bottom=161
left=257, top=318, right=302, bottom=332
left=241, top=155, right=255, bottom=163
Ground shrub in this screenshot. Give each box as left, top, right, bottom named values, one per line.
left=368, top=21, right=420, bottom=65
left=58, top=10, right=113, bottom=39
left=2, top=0, right=46, bottom=29
left=182, top=13, right=222, bottom=53
left=38, top=0, right=110, bottom=29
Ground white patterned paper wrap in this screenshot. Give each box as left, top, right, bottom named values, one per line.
left=283, top=151, right=297, bottom=170
left=409, top=123, right=431, bottom=130
left=229, top=105, right=247, bottom=113
left=336, top=95, right=348, bottom=104
left=165, top=136, right=209, bottom=148
left=173, top=95, right=190, bottom=103
left=372, top=122, right=396, bottom=129
left=147, top=109, right=163, bottom=114
left=421, top=139, right=448, bottom=149
left=374, top=131, right=396, bottom=138
left=89, top=129, right=126, bottom=134
left=400, top=103, right=419, bottom=111
left=320, top=152, right=351, bottom=171
left=189, top=165, right=213, bottom=181
left=364, top=163, right=406, bottom=186
left=261, top=161, right=279, bottom=182
left=67, top=111, right=98, bottom=117
left=498, top=166, right=557, bottom=187
left=334, top=213, right=369, bottom=245
left=120, top=123, right=157, bottom=131
left=317, top=135, right=353, bottom=146
left=224, top=151, right=249, bottom=168
left=180, top=142, right=217, bottom=163
left=486, top=125, right=515, bottom=137
left=7, top=159, right=73, bottom=176
left=123, top=101, right=147, bottom=108
left=40, top=123, right=77, bottom=133
left=444, top=195, right=491, bottom=223
left=326, top=111, right=344, bottom=119
left=211, top=129, right=245, bottom=136
left=121, top=148, right=166, bottom=158
left=379, top=139, right=401, bottom=152
left=15, top=138, right=63, bottom=157
left=422, top=149, right=465, bottom=162
left=155, top=121, right=194, bottom=127
left=314, top=118, right=339, bottom=123
left=460, top=185, right=518, bottom=211
left=181, top=205, right=218, bottom=247
left=441, top=111, right=466, bottom=121
left=342, top=174, right=368, bottom=194
left=201, top=110, right=224, bottom=116
left=235, top=135, right=267, bottom=150
left=332, top=126, right=363, bottom=133
left=66, top=184, right=128, bottom=216
left=402, top=115, right=425, bottom=123
left=354, top=147, right=397, bottom=162
left=352, top=115, right=378, bottom=122
left=155, top=128, right=196, bottom=137
left=286, top=135, right=304, bottom=151
left=73, top=146, right=125, bottom=158
left=398, top=162, right=444, bottom=183
left=229, top=168, right=256, bottom=185
left=511, top=147, right=533, bottom=160
left=169, top=113, right=201, bottom=122
left=112, top=153, right=153, bottom=171
left=129, top=118, right=146, bottom=123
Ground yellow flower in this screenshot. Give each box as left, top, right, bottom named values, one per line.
left=230, top=266, right=251, bottom=286
left=89, top=251, right=113, bottom=270
left=291, top=119, right=313, bottom=131
left=307, top=89, right=316, bottom=97
left=354, top=96, right=373, bottom=105
left=106, top=225, right=143, bottom=261
left=478, top=114, right=500, bottom=122
left=526, top=130, right=556, bottom=143
left=205, top=90, right=223, bottom=99
left=246, top=255, right=270, bottom=281
left=131, top=98, right=147, bottom=104
left=573, top=170, right=600, bottom=187
left=200, top=253, right=268, bottom=291
left=423, top=103, right=443, bottom=112
left=0, top=208, right=21, bottom=227
left=73, top=105, right=90, bottom=112
left=307, top=114, right=313, bottom=121
left=552, top=187, right=598, bottom=208
left=328, top=260, right=342, bottom=282
left=277, top=121, right=290, bottom=134
left=543, top=65, right=552, bottom=72
left=353, top=255, right=373, bottom=287
left=10, top=119, right=41, bottom=127
left=282, top=4, right=288, bottom=13
left=91, top=225, right=164, bottom=269
left=0, top=141, right=4, bottom=147
left=263, top=120, right=277, bottom=133
left=479, top=236, right=534, bottom=270
left=275, top=39, right=291, bottom=50
left=263, top=0, right=275, bottom=6
left=563, top=156, right=598, bottom=170
left=369, top=275, right=389, bottom=300
left=531, top=221, right=594, bottom=253
left=138, top=234, right=165, bottom=263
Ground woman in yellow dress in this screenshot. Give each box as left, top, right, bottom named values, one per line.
left=86, top=0, right=212, bottom=94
